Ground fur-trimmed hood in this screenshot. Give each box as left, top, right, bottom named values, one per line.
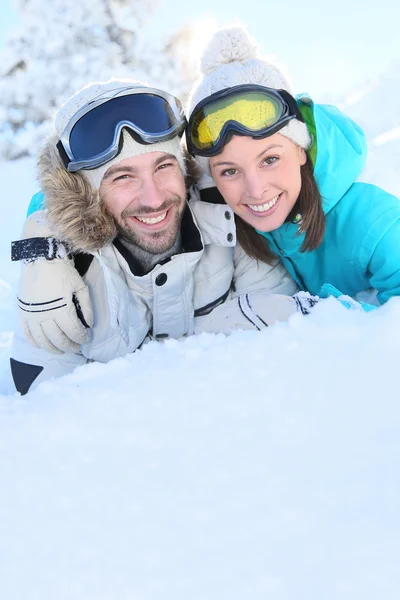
left=38, top=135, right=117, bottom=253
left=38, top=137, right=200, bottom=254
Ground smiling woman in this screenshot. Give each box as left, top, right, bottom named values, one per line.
left=186, top=25, right=400, bottom=306
left=209, top=135, right=306, bottom=233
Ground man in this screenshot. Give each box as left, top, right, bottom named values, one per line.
left=10, top=79, right=305, bottom=395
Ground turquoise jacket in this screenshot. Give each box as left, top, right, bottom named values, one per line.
left=258, top=97, right=400, bottom=305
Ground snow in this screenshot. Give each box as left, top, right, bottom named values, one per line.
left=0, top=157, right=37, bottom=393
left=340, top=65, right=400, bottom=197
left=1, top=157, right=400, bottom=598
left=0, top=0, right=198, bottom=159
left=372, top=126, right=400, bottom=146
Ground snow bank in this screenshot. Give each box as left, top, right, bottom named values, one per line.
left=0, top=157, right=37, bottom=392
left=1, top=300, right=400, bottom=599
left=0, top=158, right=400, bottom=599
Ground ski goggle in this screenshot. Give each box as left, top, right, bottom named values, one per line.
left=187, top=84, right=303, bottom=157
left=56, top=87, right=187, bottom=172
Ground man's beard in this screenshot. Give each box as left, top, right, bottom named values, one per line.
left=112, top=195, right=186, bottom=255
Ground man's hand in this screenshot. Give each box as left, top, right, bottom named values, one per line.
left=17, top=257, right=93, bottom=353
left=195, top=291, right=319, bottom=335
left=13, top=211, right=94, bottom=353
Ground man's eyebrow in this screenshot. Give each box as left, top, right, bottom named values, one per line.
left=102, top=154, right=178, bottom=180
left=103, top=164, right=137, bottom=180
left=211, top=144, right=284, bottom=168
left=153, top=154, right=178, bottom=167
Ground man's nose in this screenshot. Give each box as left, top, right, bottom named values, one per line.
left=139, top=176, right=166, bottom=209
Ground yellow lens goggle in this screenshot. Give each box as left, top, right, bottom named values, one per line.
left=187, top=85, right=299, bottom=157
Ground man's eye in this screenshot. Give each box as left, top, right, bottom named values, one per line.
left=157, top=162, right=173, bottom=171
left=114, top=174, right=130, bottom=182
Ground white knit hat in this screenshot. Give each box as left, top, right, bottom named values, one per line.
left=187, top=26, right=311, bottom=173
left=55, top=78, right=186, bottom=190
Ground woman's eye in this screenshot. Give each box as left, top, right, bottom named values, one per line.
left=263, top=155, right=279, bottom=166
left=221, top=168, right=238, bottom=177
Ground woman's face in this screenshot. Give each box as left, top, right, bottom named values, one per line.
left=209, top=133, right=307, bottom=232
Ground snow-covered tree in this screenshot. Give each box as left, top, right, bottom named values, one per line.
left=0, top=0, right=198, bottom=159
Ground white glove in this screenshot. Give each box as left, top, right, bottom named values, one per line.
left=13, top=210, right=94, bottom=354
left=195, top=291, right=319, bottom=335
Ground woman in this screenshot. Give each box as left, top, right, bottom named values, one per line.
left=186, top=26, right=400, bottom=305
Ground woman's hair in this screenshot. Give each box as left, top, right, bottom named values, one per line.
left=235, top=157, right=326, bottom=265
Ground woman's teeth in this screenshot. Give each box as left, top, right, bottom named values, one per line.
left=248, top=195, right=280, bottom=213
left=136, top=211, right=167, bottom=225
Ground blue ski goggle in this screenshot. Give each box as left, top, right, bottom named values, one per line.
left=187, top=84, right=303, bottom=157
left=56, top=87, right=187, bottom=172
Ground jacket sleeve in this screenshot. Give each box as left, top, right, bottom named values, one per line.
left=367, top=218, right=400, bottom=304
left=10, top=327, right=88, bottom=395
left=231, top=243, right=299, bottom=297
left=27, top=190, right=46, bottom=216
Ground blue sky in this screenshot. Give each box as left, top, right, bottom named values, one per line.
left=1, top=0, right=399, bottom=99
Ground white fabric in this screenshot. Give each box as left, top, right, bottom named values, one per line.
left=56, top=79, right=149, bottom=135
left=17, top=211, right=93, bottom=353
left=18, top=258, right=93, bottom=353
left=12, top=325, right=88, bottom=385
left=187, top=25, right=311, bottom=174
left=195, top=292, right=299, bottom=335
left=11, top=193, right=298, bottom=389
left=79, top=191, right=297, bottom=363
left=55, top=78, right=185, bottom=190
left=83, top=131, right=185, bottom=191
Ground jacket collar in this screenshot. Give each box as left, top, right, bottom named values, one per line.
left=112, top=203, right=203, bottom=277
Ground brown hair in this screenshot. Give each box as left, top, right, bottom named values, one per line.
left=235, top=157, right=326, bottom=265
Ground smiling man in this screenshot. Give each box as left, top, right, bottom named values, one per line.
left=100, top=148, right=186, bottom=256
left=10, top=79, right=307, bottom=395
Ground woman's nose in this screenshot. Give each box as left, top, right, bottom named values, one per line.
left=244, top=173, right=269, bottom=201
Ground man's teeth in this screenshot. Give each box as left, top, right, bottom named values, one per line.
left=136, top=211, right=167, bottom=224
left=248, top=195, right=280, bottom=212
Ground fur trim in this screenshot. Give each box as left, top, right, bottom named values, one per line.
left=38, top=135, right=117, bottom=253
left=183, top=148, right=202, bottom=188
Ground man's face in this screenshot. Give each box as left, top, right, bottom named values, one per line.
left=100, top=152, right=186, bottom=254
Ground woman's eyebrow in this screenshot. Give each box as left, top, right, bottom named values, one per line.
left=255, top=143, right=283, bottom=159
left=212, top=143, right=284, bottom=168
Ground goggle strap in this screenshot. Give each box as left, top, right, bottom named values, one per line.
left=278, top=89, right=304, bottom=122
left=56, top=140, right=71, bottom=170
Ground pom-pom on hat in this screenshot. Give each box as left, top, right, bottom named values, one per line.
left=55, top=79, right=186, bottom=191
left=187, top=26, right=311, bottom=172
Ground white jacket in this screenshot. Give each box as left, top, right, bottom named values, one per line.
left=11, top=192, right=298, bottom=392
left=81, top=195, right=297, bottom=362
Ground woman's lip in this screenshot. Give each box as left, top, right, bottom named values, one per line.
left=245, top=193, right=282, bottom=216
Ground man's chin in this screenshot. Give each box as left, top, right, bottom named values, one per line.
left=133, top=231, right=178, bottom=255
left=117, top=215, right=182, bottom=254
